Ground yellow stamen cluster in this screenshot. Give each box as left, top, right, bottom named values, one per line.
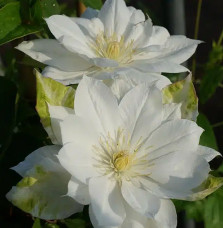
left=92, top=129, right=153, bottom=182
left=113, top=151, right=132, bottom=172
left=91, top=33, right=134, bottom=64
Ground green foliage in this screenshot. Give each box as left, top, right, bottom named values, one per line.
left=32, top=0, right=60, bottom=21
left=197, top=113, right=218, bottom=150
left=0, top=0, right=16, bottom=7
left=204, top=189, right=223, bottom=228
left=33, top=219, right=61, bottom=228
left=162, top=75, right=198, bottom=121
left=36, top=70, right=75, bottom=128
left=0, top=2, right=22, bottom=40
left=175, top=187, right=223, bottom=227
left=0, top=0, right=61, bottom=46
left=35, top=70, right=75, bottom=144
left=63, top=218, right=87, bottom=228
left=0, top=1, right=42, bottom=45
left=199, top=31, right=223, bottom=104
left=33, top=218, right=42, bottom=228
left=44, top=224, right=60, bottom=228
left=81, top=0, right=102, bottom=9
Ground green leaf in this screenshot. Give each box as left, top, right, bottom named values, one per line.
left=0, top=24, right=42, bottom=46
left=81, top=0, right=102, bottom=9
left=0, top=0, right=16, bottom=8
left=35, top=70, right=75, bottom=144
left=39, top=0, right=60, bottom=17
left=0, top=2, right=21, bottom=40
left=0, top=2, right=42, bottom=45
left=33, top=0, right=60, bottom=22
left=64, top=218, right=86, bottom=228
left=199, top=65, right=223, bottom=104
left=185, top=175, right=223, bottom=201
left=162, top=75, right=198, bottom=121
left=204, top=189, right=223, bottom=228
left=33, top=218, right=42, bottom=228
left=197, top=113, right=218, bottom=150
left=44, top=223, right=60, bottom=228
left=199, top=34, right=223, bottom=104
left=185, top=200, right=205, bottom=222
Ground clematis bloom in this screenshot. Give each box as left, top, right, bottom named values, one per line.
left=55, top=76, right=220, bottom=227
left=6, top=75, right=222, bottom=227
left=6, top=146, right=83, bottom=220
left=16, top=0, right=201, bottom=85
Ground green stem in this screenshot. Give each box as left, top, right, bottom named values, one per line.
left=217, top=30, right=223, bottom=45
left=212, top=121, right=223, bottom=128
left=192, top=0, right=203, bottom=79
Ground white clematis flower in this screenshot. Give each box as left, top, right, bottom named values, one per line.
left=6, top=145, right=83, bottom=220
left=55, top=76, right=219, bottom=227
left=16, top=0, right=201, bottom=85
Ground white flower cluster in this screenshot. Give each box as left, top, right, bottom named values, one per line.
left=6, top=0, right=222, bottom=227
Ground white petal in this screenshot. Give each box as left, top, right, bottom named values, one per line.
left=148, top=26, right=170, bottom=45
left=145, top=119, right=204, bottom=160
left=67, top=176, right=90, bottom=205
left=90, top=57, right=118, bottom=68
left=58, top=35, right=96, bottom=58
left=90, top=196, right=177, bottom=228
left=81, top=7, right=99, bottom=19
left=159, top=36, right=202, bottom=64
left=72, top=17, right=104, bottom=40
left=105, top=70, right=171, bottom=103
left=6, top=183, right=82, bottom=220
left=152, top=151, right=209, bottom=186
left=98, top=0, right=131, bottom=36
left=131, top=59, right=189, bottom=73
left=58, top=142, right=99, bottom=184
left=60, top=114, right=98, bottom=145
left=89, top=205, right=115, bottom=228
left=16, top=39, right=91, bottom=71
left=133, top=19, right=153, bottom=48
left=8, top=145, right=82, bottom=220
left=89, top=176, right=126, bottom=226
left=128, top=6, right=145, bottom=24
left=45, top=15, right=95, bottom=57
left=119, top=83, right=162, bottom=144
left=47, top=105, right=74, bottom=145
left=197, top=145, right=221, bottom=162
left=42, top=66, right=95, bottom=85
left=162, top=103, right=182, bottom=123
left=140, top=151, right=210, bottom=199
left=154, top=199, right=177, bottom=228
left=124, top=22, right=145, bottom=46
left=12, top=145, right=61, bottom=176
left=121, top=180, right=160, bottom=218
left=121, top=204, right=158, bottom=228
left=75, top=76, right=120, bottom=135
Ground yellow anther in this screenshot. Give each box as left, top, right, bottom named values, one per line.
left=106, top=41, right=120, bottom=59
left=113, top=151, right=131, bottom=172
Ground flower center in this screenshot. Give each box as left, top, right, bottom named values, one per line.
left=92, top=129, right=152, bottom=182
left=91, top=33, right=134, bottom=64
left=113, top=151, right=132, bottom=172
left=106, top=41, right=120, bottom=60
